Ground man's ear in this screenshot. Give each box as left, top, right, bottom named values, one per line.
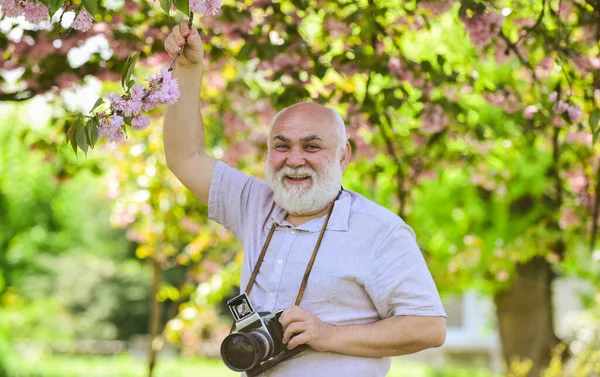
left=341, top=141, right=351, bottom=170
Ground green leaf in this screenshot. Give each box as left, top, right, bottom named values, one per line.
left=121, top=53, right=140, bottom=91
left=85, top=118, right=99, bottom=148
left=437, top=55, right=446, bottom=68
left=160, top=0, right=171, bottom=14
left=237, top=43, right=253, bottom=61
left=173, top=0, right=189, bottom=15
left=90, top=97, right=104, bottom=113
left=127, top=79, right=136, bottom=91
left=593, top=129, right=599, bottom=147
left=75, top=125, right=89, bottom=155
left=69, top=128, right=78, bottom=155
left=589, top=109, right=600, bottom=134
left=90, top=118, right=99, bottom=146
left=66, top=122, right=76, bottom=145
left=48, top=0, right=64, bottom=18
left=82, top=0, right=98, bottom=15
left=315, top=62, right=328, bottom=79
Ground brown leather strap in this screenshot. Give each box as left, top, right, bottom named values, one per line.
left=230, top=223, right=277, bottom=333
left=294, top=203, right=335, bottom=306
left=230, top=201, right=336, bottom=333
left=245, top=223, right=277, bottom=295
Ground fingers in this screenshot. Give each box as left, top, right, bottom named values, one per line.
left=282, top=322, right=305, bottom=345
left=279, top=306, right=308, bottom=329
left=287, top=332, right=309, bottom=350
left=164, top=22, right=185, bottom=57
left=183, top=22, right=203, bottom=51
left=164, top=35, right=179, bottom=57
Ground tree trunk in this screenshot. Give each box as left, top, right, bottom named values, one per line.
left=148, top=258, right=162, bottom=377
left=494, top=256, right=561, bottom=377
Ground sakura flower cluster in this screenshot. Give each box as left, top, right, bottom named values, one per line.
left=549, top=92, right=583, bottom=123
left=420, top=103, right=448, bottom=134
left=190, top=0, right=221, bottom=16
left=0, top=0, right=48, bottom=23
left=71, top=9, right=94, bottom=31
left=97, top=68, right=180, bottom=143
left=462, top=11, right=504, bottom=47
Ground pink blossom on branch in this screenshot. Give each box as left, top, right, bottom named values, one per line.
left=131, top=115, right=151, bottom=130
left=142, top=68, right=180, bottom=110
left=72, top=9, right=95, bottom=32
left=420, top=103, right=448, bottom=134
left=419, top=0, right=454, bottom=17
left=190, top=0, right=221, bottom=16
left=0, top=0, right=49, bottom=23
left=462, top=11, right=504, bottom=47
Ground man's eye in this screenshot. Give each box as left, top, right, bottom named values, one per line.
left=305, top=145, right=320, bottom=151
left=275, top=145, right=289, bottom=150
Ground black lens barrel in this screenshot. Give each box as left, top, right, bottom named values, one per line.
left=220, top=331, right=270, bottom=371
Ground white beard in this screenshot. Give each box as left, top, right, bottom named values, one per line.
left=265, top=157, right=342, bottom=216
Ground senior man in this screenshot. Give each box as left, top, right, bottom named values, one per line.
left=164, top=21, right=446, bottom=377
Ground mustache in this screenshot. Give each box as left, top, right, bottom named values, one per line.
left=276, top=166, right=317, bottom=180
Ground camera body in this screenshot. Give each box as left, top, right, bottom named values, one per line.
left=220, top=293, right=307, bottom=376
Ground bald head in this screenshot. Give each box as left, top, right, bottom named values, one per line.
left=269, top=102, right=348, bottom=157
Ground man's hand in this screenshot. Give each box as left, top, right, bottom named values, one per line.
left=279, top=306, right=336, bottom=352
left=164, top=20, right=204, bottom=68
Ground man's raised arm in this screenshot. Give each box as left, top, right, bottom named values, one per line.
left=163, top=20, right=217, bottom=205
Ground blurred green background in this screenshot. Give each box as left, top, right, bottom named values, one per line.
left=2, top=0, right=600, bottom=376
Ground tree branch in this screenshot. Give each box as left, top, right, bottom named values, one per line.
left=589, top=11, right=600, bottom=251
left=515, top=0, right=546, bottom=46
left=590, top=163, right=600, bottom=251
left=498, top=32, right=538, bottom=83
left=0, top=89, right=38, bottom=102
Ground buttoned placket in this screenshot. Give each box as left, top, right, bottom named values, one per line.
left=264, top=224, right=300, bottom=312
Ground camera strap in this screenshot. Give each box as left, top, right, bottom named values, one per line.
left=229, top=198, right=337, bottom=333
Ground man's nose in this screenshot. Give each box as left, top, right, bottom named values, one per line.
left=286, top=148, right=305, bottom=167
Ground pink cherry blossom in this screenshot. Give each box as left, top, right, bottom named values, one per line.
left=555, top=100, right=570, bottom=113
left=523, top=105, right=538, bottom=119
left=419, top=0, right=453, bottom=17
left=559, top=208, right=579, bottom=229
left=131, top=115, right=151, bottom=130
left=72, top=9, right=94, bottom=32
left=143, top=68, right=180, bottom=110
left=1, top=0, right=48, bottom=21
left=388, top=57, right=402, bottom=76
left=22, top=0, right=48, bottom=23
left=462, top=11, right=504, bottom=47
left=567, top=106, right=582, bottom=122
left=566, top=130, right=592, bottom=145
left=106, top=93, right=127, bottom=111
left=552, top=116, right=567, bottom=128
left=0, top=0, right=19, bottom=17
left=189, top=0, right=221, bottom=16
left=98, top=113, right=125, bottom=140
left=420, top=103, right=448, bottom=134
left=108, top=130, right=126, bottom=143
left=549, top=91, right=558, bottom=102
left=323, top=18, right=351, bottom=38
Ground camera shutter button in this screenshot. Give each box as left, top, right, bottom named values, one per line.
left=277, top=259, right=283, bottom=265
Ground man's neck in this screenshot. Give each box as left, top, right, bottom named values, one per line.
left=285, top=203, right=333, bottom=227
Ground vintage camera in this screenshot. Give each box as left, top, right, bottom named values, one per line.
left=220, top=293, right=307, bottom=376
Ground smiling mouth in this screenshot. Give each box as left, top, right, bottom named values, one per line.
left=284, top=175, right=311, bottom=184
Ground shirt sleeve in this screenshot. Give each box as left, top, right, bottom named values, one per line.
left=363, top=223, right=446, bottom=318
left=207, top=161, right=273, bottom=243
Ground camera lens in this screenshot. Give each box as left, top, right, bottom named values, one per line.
left=220, top=331, right=271, bottom=371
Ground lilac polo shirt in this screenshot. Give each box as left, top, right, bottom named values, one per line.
left=208, top=161, right=446, bottom=377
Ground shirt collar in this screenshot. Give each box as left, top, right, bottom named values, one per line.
left=266, top=190, right=351, bottom=233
